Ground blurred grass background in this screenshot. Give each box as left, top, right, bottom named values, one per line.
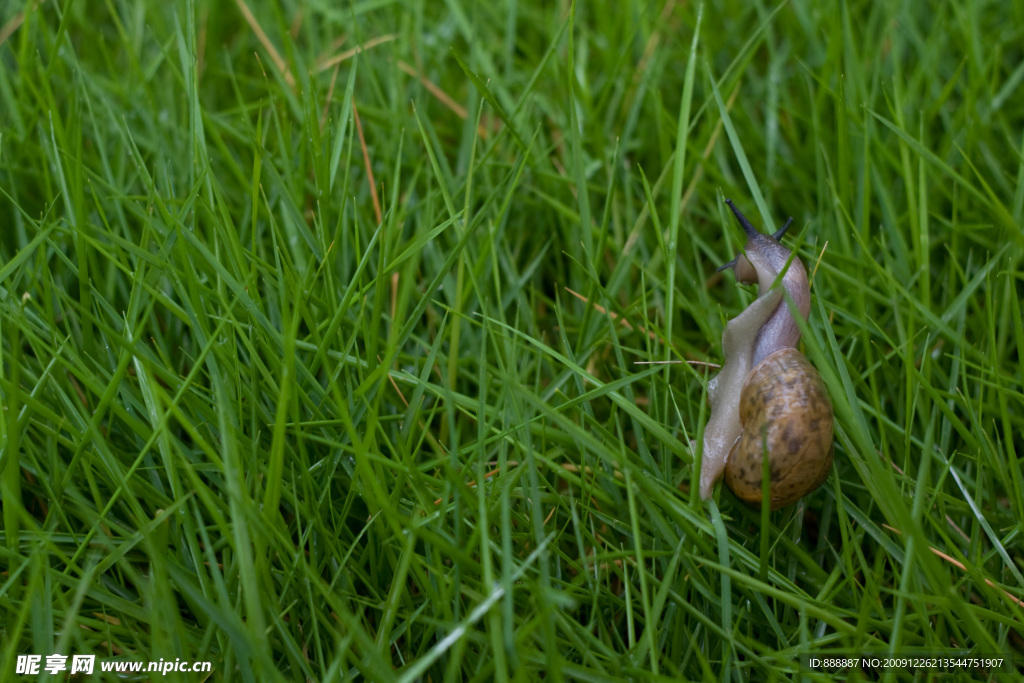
left=1, top=0, right=1022, bottom=680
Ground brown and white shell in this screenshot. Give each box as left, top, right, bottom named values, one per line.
left=723, top=348, right=834, bottom=509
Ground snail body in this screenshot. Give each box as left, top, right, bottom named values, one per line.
left=700, top=199, right=833, bottom=509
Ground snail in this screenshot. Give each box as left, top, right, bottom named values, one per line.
left=699, top=198, right=833, bottom=509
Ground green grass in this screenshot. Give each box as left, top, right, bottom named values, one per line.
left=1, top=0, right=1023, bottom=681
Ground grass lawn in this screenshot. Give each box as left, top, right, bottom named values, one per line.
left=2, top=0, right=1023, bottom=680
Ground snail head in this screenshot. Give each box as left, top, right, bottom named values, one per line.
left=716, top=198, right=794, bottom=284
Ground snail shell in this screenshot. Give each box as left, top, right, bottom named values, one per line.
left=723, top=348, right=833, bottom=509
left=700, top=198, right=834, bottom=508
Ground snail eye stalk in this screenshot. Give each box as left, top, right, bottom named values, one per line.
left=772, top=217, right=794, bottom=242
